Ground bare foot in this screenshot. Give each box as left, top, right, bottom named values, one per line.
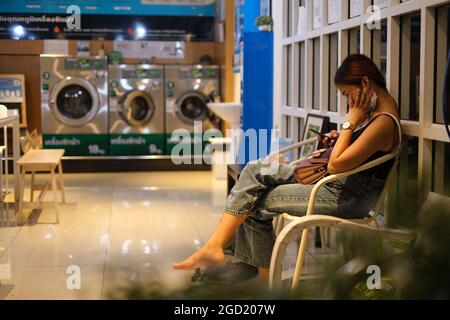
left=172, top=245, right=225, bottom=270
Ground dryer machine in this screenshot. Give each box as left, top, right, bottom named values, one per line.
left=40, top=55, right=109, bottom=156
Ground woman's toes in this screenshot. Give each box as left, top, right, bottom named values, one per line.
left=172, top=253, right=198, bottom=270
left=172, top=247, right=225, bottom=271
left=172, top=257, right=197, bottom=270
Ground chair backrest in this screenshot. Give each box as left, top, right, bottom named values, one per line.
left=353, top=112, right=404, bottom=218
left=371, top=140, right=406, bottom=218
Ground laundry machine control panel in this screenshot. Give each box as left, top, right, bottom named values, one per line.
left=178, top=67, right=219, bottom=79
left=122, top=68, right=163, bottom=79
left=64, top=58, right=107, bottom=70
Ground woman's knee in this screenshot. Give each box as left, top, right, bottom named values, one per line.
left=259, top=183, right=340, bottom=217
left=264, top=183, right=314, bottom=200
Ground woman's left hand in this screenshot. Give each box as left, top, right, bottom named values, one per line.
left=266, top=154, right=288, bottom=164
left=347, top=87, right=373, bottom=127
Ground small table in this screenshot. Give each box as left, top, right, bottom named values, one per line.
left=17, top=149, right=66, bottom=224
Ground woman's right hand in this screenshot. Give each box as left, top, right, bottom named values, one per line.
left=317, top=130, right=339, bottom=147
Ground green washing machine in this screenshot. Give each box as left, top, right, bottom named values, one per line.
left=165, top=65, right=221, bottom=157
left=40, top=55, right=109, bottom=156
left=109, top=64, right=165, bottom=156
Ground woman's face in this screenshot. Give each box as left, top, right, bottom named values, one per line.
left=337, top=84, right=362, bottom=99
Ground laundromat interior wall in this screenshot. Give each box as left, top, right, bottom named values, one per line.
left=0, top=1, right=236, bottom=134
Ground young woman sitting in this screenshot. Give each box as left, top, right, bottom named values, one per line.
left=173, top=54, right=401, bottom=281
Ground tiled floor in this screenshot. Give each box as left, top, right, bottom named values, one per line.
left=0, top=171, right=326, bottom=300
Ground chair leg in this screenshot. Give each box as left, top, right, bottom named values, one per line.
left=18, top=166, right=26, bottom=217
left=275, top=215, right=286, bottom=237
left=30, top=171, right=35, bottom=202
left=58, top=161, right=66, bottom=204
left=319, top=226, right=327, bottom=253
left=292, top=228, right=310, bottom=289
left=50, top=169, right=60, bottom=224
left=269, top=221, right=299, bottom=290
left=326, top=227, right=331, bottom=248
left=273, top=216, right=279, bottom=234
left=321, top=226, right=332, bottom=250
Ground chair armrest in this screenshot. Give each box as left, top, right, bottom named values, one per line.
left=268, top=137, right=317, bottom=158
left=329, top=147, right=401, bottom=179
left=269, top=214, right=416, bottom=289
left=289, top=156, right=308, bottom=166
left=285, top=144, right=403, bottom=219
left=278, top=215, right=417, bottom=242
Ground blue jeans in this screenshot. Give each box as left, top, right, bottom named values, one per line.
left=225, top=159, right=385, bottom=269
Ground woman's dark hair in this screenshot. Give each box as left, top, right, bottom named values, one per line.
left=334, top=54, right=387, bottom=89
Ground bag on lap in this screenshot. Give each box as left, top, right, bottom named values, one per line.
left=293, top=147, right=332, bottom=184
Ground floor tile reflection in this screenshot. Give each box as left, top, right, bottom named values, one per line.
left=0, top=171, right=324, bottom=299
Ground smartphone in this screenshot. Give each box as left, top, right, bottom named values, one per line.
left=309, top=128, right=327, bottom=139
left=361, top=79, right=377, bottom=113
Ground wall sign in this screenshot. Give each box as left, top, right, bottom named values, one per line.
left=297, top=6, right=307, bottom=35
left=76, top=40, right=90, bottom=56
left=350, top=0, right=363, bottom=18
left=0, top=74, right=27, bottom=127
left=43, top=39, right=69, bottom=54
left=0, top=0, right=215, bottom=41
left=113, top=41, right=185, bottom=59
left=374, top=0, right=389, bottom=9
left=0, top=0, right=215, bottom=16
left=328, top=0, right=341, bottom=25
left=313, top=0, right=322, bottom=29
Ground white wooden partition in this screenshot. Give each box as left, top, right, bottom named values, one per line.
left=273, top=0, right=450, bottom=205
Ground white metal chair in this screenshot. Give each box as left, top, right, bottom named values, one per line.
left=266, top=135, right=416, bottom=290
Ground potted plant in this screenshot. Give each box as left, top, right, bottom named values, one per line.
left=255, top=15, right=273, bottom=32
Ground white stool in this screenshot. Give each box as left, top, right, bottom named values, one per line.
left=17, top=149, right=66, bottom=224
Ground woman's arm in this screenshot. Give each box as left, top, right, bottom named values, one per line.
left=327, top=116, right=395, bottom=173
left=328, top=87, right=395, bottom=174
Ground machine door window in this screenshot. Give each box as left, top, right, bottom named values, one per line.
left=176, top=92, right=208, bottom=124
left=50, top=77, right=100, bottom=127
left=121, top=91, right=155, bottom=127
left=56, top=85, right=93, bottom=120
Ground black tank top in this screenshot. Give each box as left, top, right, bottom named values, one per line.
left=350, top=112, right=401, bottom=181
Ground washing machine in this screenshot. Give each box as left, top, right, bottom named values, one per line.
left=40, top=55, right=108, bottom=156
left=165, top=65, right=221, bottom=156
left=109, top=64, right=165, bottom=156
